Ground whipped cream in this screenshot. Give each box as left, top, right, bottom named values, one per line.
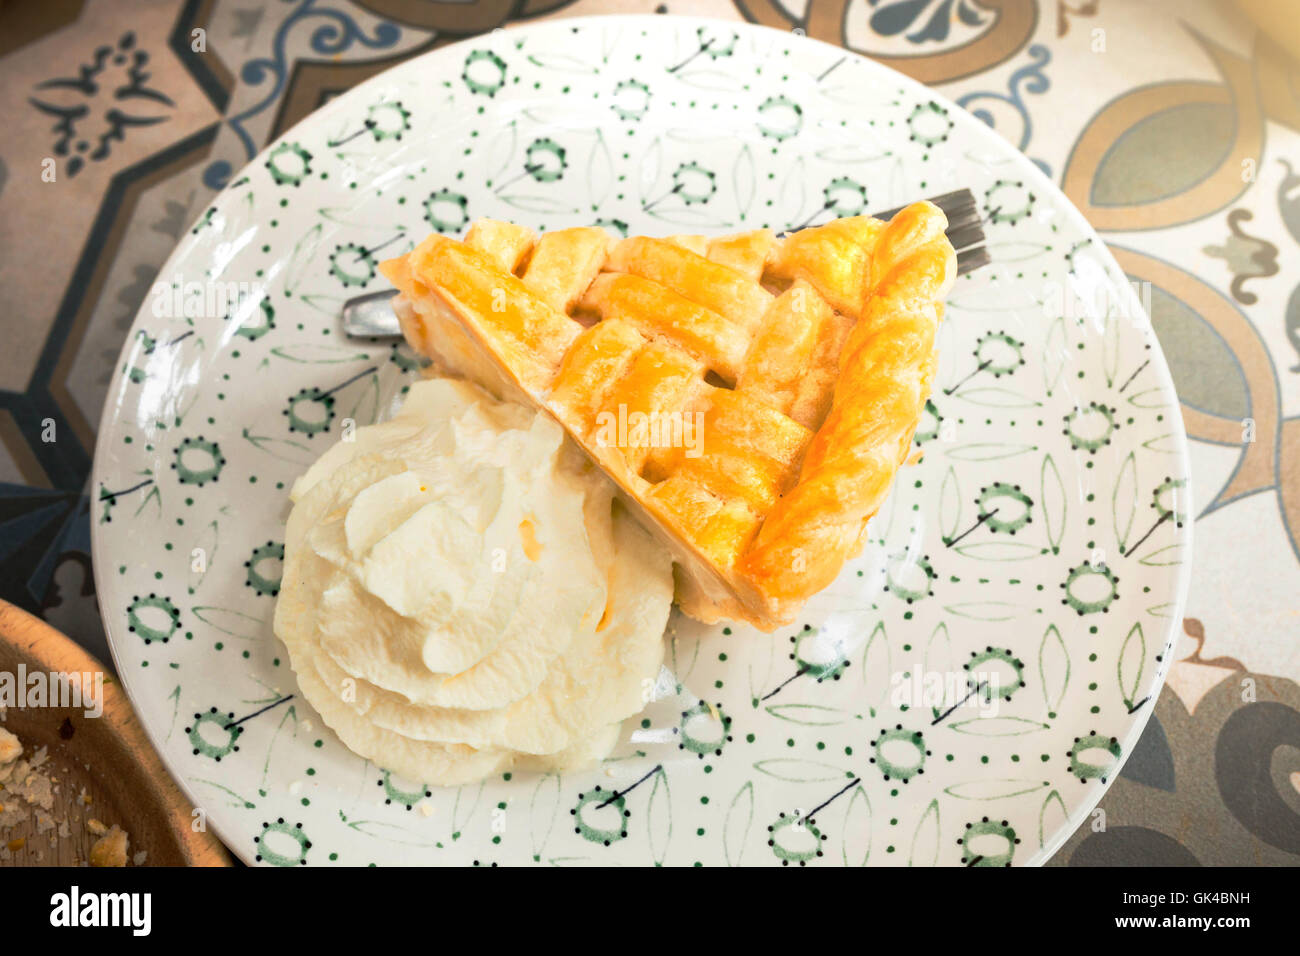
left=274, top=378, right=673, bottom=785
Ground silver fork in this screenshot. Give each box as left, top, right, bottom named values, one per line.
left=340, top=187, right=989, bottom=338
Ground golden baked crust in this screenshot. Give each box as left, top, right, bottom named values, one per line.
left=380, top=202, right=956, bottom=631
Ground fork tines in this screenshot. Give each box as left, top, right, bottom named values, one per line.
left=785, top=187, right=989, bottom=277
left=872, top=188, right=988, bottom=278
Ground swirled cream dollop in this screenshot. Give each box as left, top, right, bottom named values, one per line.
left=273, top=378, right=673, bottom=786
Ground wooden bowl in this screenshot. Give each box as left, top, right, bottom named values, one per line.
left=0, top=600, right=231, bottom=866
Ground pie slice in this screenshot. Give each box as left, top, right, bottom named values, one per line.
left=380, top=201, right=956, bottom=631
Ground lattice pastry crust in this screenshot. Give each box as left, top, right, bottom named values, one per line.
left=381, top=201, right=956, bottom=631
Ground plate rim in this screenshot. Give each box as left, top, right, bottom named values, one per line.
left=90, top=12, right=1195, bottom=867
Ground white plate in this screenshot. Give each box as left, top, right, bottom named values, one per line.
left=93, top=15, right=1192, bottom=867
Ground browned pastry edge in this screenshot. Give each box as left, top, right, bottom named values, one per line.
left=737, top=202, right=955, bottom=622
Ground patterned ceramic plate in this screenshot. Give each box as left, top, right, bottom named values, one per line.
left=92, top=15, right=1192, bottom=867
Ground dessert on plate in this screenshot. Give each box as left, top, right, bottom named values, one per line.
left=381, top=202, right=956, bottom=631
left=275, top=201, right=955, bottom=784
left=274, top=378, right=673, bottom=785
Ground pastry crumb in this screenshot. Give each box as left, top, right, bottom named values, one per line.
left=89, top=825, right=129, bottom=868
left=0, top=727, right=20, bottom=768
